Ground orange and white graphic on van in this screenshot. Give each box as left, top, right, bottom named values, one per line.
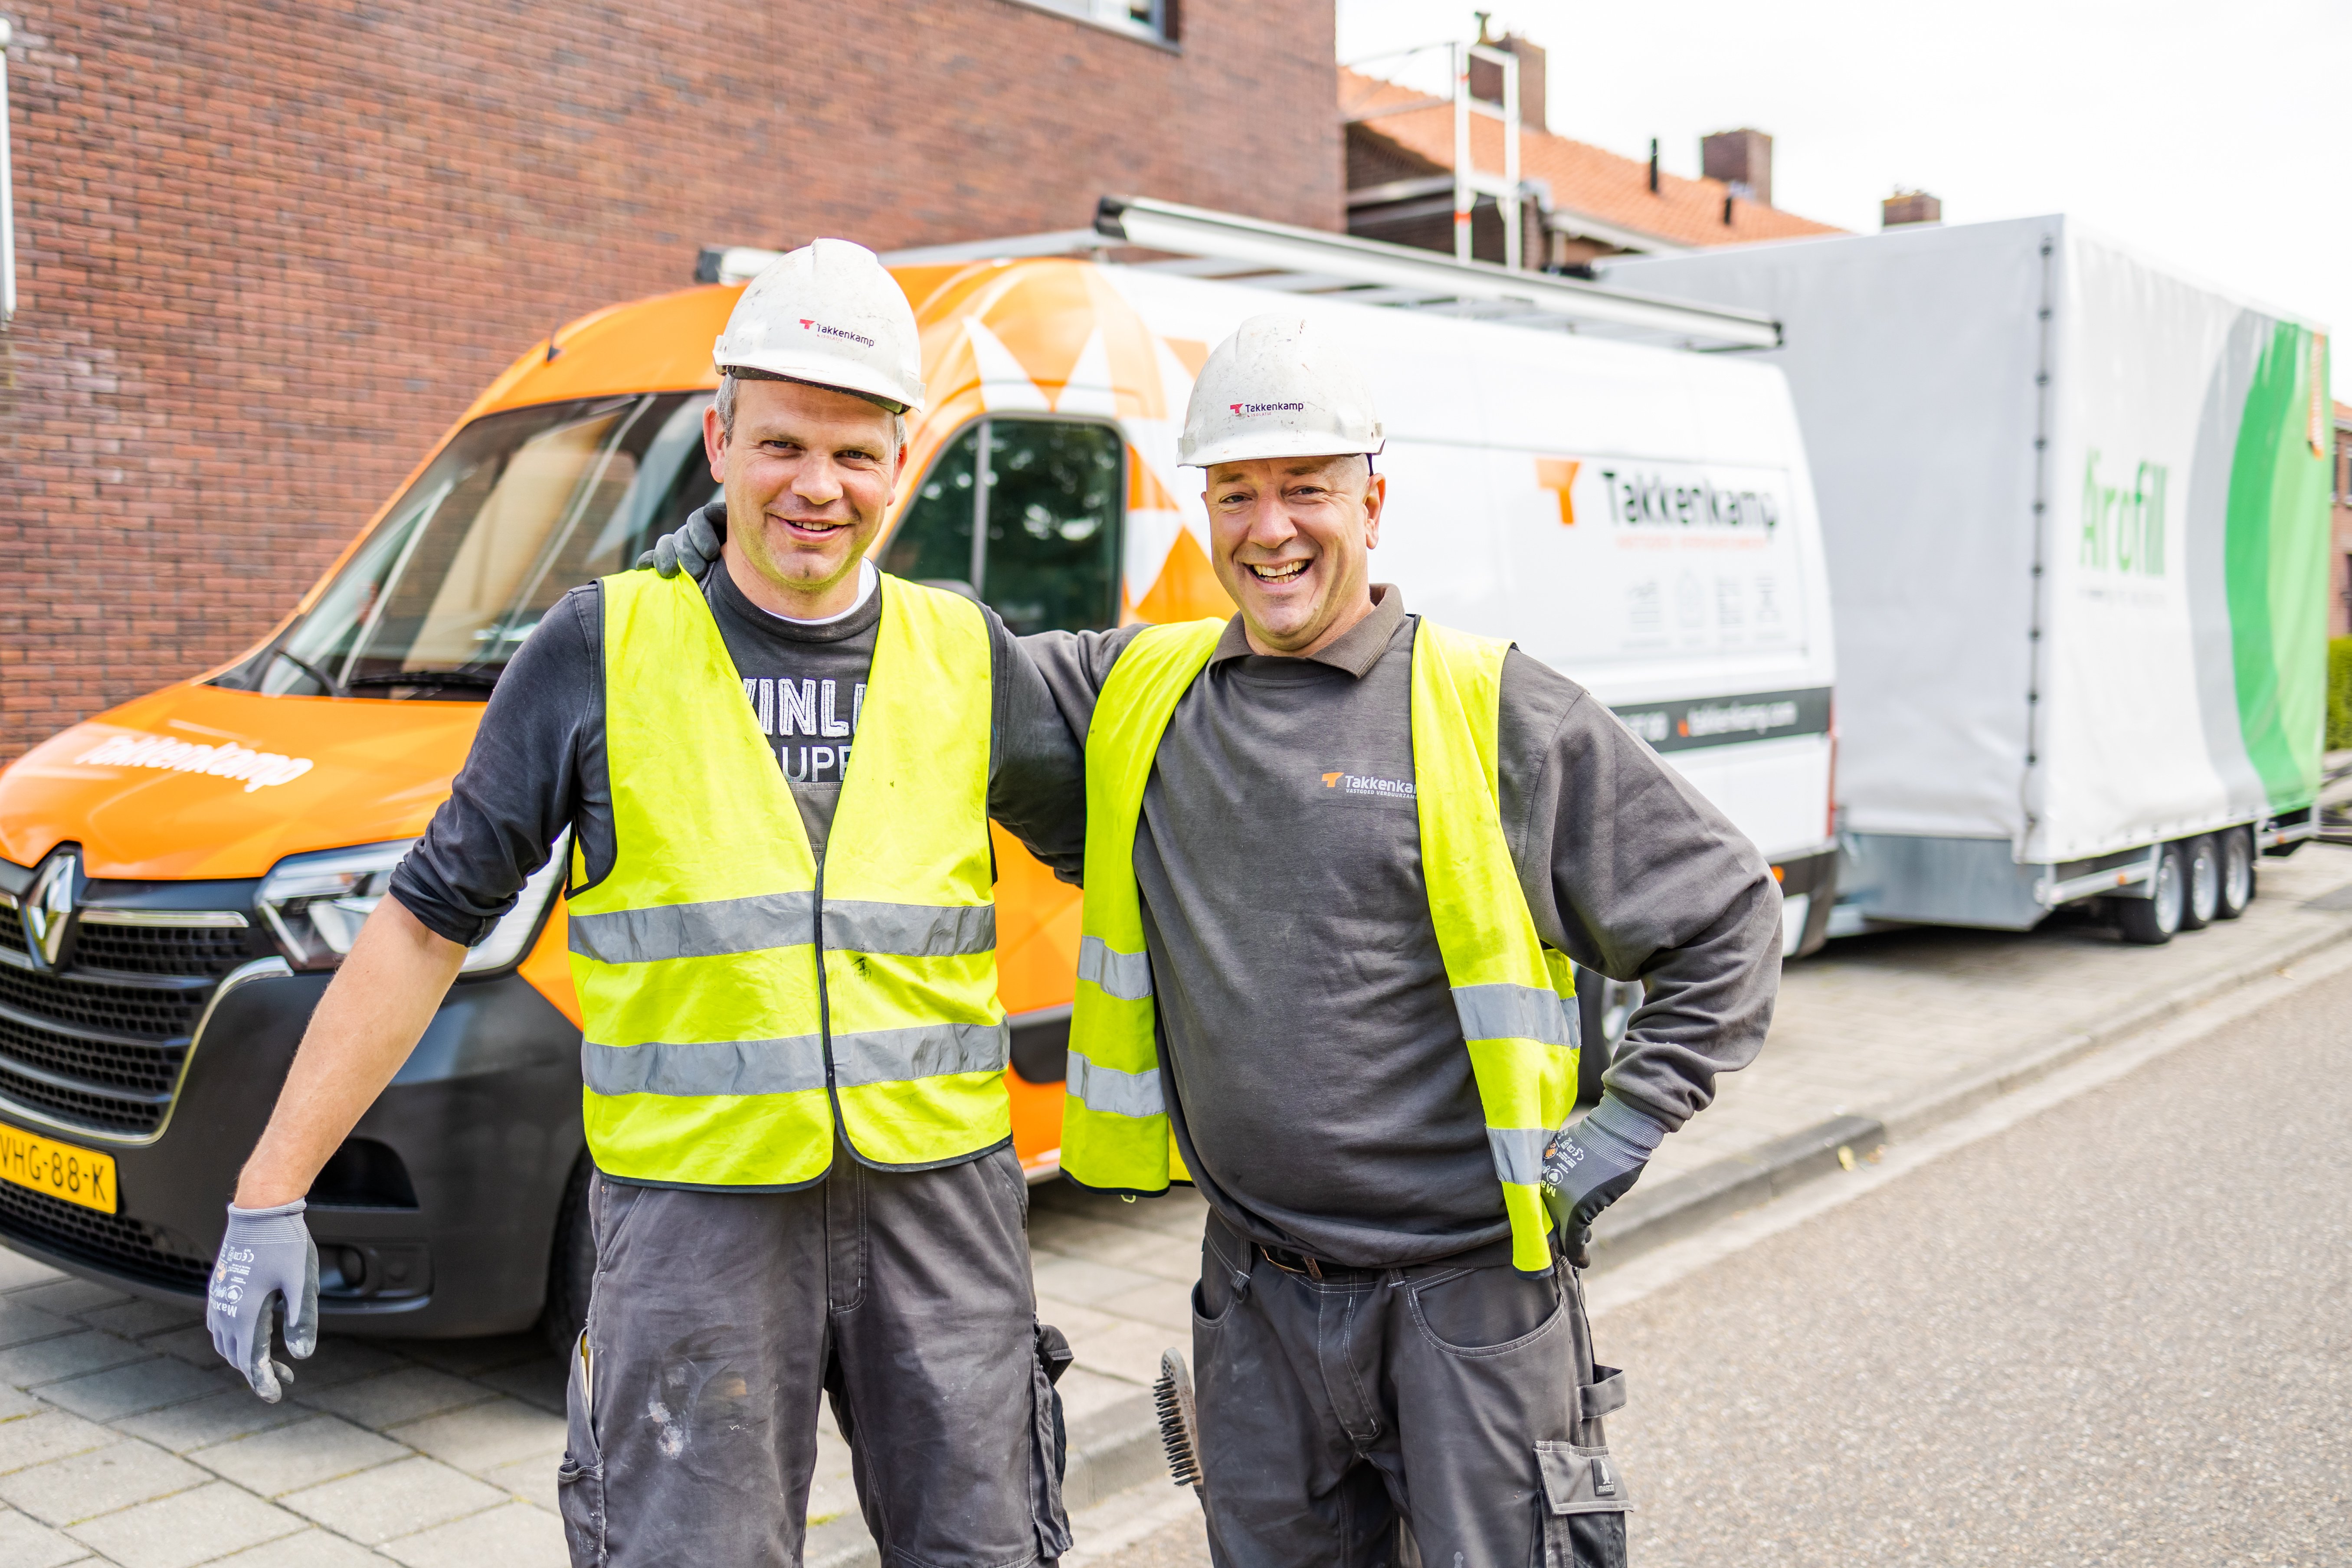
left=1125, top=458, right=1235, bottom=624
left=893, top=259, right=1224, bottom=619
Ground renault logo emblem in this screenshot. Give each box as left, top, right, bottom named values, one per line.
left=22, top=853, right=76, bottom=970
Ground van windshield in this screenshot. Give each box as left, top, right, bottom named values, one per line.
left=217, top=394, right=715, bottom=701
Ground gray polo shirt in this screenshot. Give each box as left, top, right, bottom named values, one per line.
left=1025, top=586, right=1781, bottom=1267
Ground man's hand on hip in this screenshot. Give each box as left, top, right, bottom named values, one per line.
left=1541, top=1095, right=1671, bottom=1270
left=208, top=1200, right=318, bottom=1402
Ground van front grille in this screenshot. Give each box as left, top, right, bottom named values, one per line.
left=0, top=966, right=209, bottom=1041
left=0, top=881, right=253, bottom=1141
left=0, top=1178, right=210, bottom=1291
left=72, top=925, right=252, bottom=980
left=0, top=1013, right=184, bottom=1103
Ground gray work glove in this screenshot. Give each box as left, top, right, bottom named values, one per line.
left=1541, top=1096, right=1670, bottom=1270
left=635, top=505, right=724, bottom=579
left=207, top=1199, right=318, bottom=1402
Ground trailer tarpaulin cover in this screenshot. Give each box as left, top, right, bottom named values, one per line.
left=1614, top=218, right=2329, bottom=865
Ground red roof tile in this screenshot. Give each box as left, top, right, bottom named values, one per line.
left=1341, top=68, right=1842, bottom=251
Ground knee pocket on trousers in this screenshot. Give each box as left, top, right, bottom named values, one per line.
left=1027, top=1325, right=1074, bottom=1560
left=1536, top=1441, right=1631, bottom=1568
left=1406, top=1267, right=1563, bottom=1356
left=558, top=1333, right=608, bottom=1565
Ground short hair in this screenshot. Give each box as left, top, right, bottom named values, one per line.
left=715, top=368, right=907, bottom=451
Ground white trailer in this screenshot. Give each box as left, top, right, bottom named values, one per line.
left=1610, top=216, right=2332, bottom=942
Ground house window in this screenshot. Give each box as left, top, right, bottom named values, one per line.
left=1004, top=0, right=1173, bottom=44
left=881, top=418, right=1124, bottom=635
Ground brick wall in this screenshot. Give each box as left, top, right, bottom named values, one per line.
left=0, top=0, right=1339, bottom=759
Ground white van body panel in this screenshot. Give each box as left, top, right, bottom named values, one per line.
left=1094, top=264, right=1838, bottom=869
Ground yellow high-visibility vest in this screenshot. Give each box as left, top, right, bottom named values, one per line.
left=1060, top=617, right=1578, bottom=1272
left=567, top=568, right=1010, bottom=1188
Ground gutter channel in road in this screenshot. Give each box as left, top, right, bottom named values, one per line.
left=1589, top=905, right=2352, bottom=1270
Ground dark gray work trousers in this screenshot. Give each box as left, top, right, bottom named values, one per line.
left=557, top=1145, right=1071, bottom=1568
left=1191, top=1213, right=1631, bottom=1568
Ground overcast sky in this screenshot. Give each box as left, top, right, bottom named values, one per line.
left=1337, top=0, right=2352, bottom=397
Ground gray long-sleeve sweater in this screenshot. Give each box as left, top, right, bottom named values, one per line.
left=1025, top=586, right=1781, bottom=1267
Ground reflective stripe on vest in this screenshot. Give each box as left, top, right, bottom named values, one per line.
left=1058, top=620, right=1226, bottom=1196
left=1059, top=615, right=1577, bottom=1273
left=567, top=569, right=1009, bottom=1188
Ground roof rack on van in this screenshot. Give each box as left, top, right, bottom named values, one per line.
left=695, top=195, right=1782, bottom=354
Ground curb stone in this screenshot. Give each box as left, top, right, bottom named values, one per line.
left=812, top=904, right=2352, bottom=1567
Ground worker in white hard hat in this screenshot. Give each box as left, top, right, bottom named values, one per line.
left=209, top=239, right=1084, bottom=1568
left=1025, top=313, right=1782, bottom=1564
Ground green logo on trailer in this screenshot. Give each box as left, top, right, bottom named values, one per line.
left=2079, top=452, right=2169, bottom=576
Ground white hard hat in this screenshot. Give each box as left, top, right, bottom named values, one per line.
left=711, top=238, right=926, bottom=415
left=1178, top=314, right=1385, bottom=469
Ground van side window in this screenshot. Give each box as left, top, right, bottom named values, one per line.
left=882, top=419, right=1123, bottom=635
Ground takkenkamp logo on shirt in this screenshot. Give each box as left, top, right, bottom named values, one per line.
left=1320, top=769, right=1415, bottom=800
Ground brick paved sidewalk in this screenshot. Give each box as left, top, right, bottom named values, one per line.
left=0, top=844, right=2343, bottom=1564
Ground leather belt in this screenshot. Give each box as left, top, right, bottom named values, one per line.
left=1257, top=1243, right=1381, bottom=1283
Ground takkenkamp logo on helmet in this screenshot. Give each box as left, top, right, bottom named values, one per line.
left=1228, top=401, right=1308, bottom=416
left=798, top=318, right=878, bottom=350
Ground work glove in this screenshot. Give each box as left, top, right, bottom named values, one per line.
left=635, top=505, right=724, bottom=579
left=1541, top=1096, right=1670, bottom=1270
left=207, top=1199, right=319, bottom=1403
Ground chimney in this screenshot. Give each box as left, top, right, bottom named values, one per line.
left=1466, top=26, right=1548, bottom=133
left=1700, top=129, right=1772, bottom=209
left=1882, top=190, right=1943, bottom=228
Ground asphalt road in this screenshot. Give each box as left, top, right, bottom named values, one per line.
left=1085, top=964, right=2352, bottom=1567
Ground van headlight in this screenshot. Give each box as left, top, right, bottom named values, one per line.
left=258, top=833, right=569, bottom=974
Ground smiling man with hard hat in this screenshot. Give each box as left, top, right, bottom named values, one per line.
left=207, top=240, right=1082, bottom=1568
left=1023, top=314, right=1782, bottom=1565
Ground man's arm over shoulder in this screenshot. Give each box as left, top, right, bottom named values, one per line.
left=994, top=623, right=1160, bottom=887
left=387, top=585, right=599, bottom=944
left=1496, top=648, right=1782, bottom=1130
left=1018, top=625, right=1149, bottom=748
left=983, top=608, right=1088, bottom=885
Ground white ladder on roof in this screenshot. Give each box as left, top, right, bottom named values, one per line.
left=696, top=195, right=1782, bottom=354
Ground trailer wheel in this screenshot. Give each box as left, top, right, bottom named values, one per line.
left=2116, top=843, right=2185, bottom=945
left=2215, top=827, right=2256, bottom=919
left=1575, top=972, right=1643, bottom=1105
left=539, top=1153, right=596, bottom=1358
left=2179, top=835, right=2220, bottom=930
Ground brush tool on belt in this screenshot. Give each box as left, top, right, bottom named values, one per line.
left=1153, top=1349, right=1207, bottom=1506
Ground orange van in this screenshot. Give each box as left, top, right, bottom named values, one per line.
left=0, top=237, right=1834, bottom=1342
left=0, top=260, right=1241, bottom=1341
